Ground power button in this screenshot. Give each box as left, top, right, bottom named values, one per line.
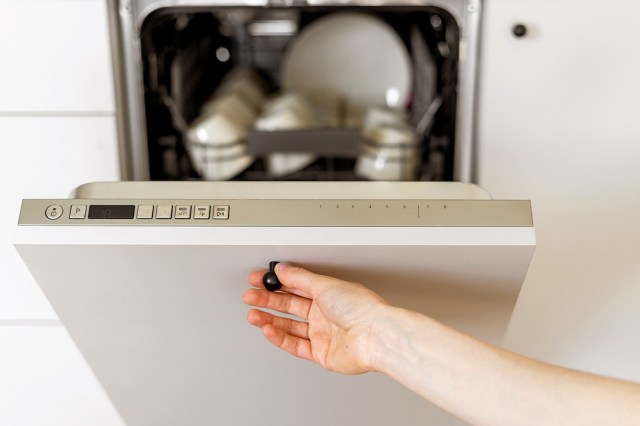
left=45, top=204, right=63, bottom=220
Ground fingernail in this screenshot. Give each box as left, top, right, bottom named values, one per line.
left=274, top=262, right=287, bottom=271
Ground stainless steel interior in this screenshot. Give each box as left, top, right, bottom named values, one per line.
left=111, top=0, right=481, bottom=182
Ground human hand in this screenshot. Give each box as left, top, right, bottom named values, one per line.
left=243, top=263, right=389, bottom=375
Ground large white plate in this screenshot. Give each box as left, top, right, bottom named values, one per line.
left=281, top=12, right=413, bottom=122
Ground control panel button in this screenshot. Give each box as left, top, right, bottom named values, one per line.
left=194, top=206, right=210, bottom=219
left=69, top=205, right=86, bottom=219
left=45, top=204, right=63, bottom=220
left=175, top=206, right=191, bottom=219
left=156, top=205, right=172, bottom=219
left=212, top=205, right=229, bottom=220
left=137, top=205, right=154, bottom=219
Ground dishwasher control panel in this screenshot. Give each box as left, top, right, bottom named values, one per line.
left=19, top=199, right=533, bottom=227
left=59, top=204, right=230, bottom=220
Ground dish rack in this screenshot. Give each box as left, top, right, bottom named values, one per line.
left=117, top=2, right=475, bottom=182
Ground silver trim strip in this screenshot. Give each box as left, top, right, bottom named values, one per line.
left=18, top=198, right=532, bottom=227
left=114, top=0, right=151, bottom=179
left=107, top=0, right=129, bottom=179
left=453, top=0, right=481, bottom=183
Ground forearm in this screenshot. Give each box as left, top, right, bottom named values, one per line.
left=367, top=305, right=640, bottom=425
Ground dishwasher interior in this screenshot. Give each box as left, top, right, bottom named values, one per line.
left=135, top=4, right=466, bottom=182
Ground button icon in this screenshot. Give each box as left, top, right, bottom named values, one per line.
left=212, top=205, right=229, bottom=220
left=174, top=205, right=191, bottom=219
left=69, top=205, right=87, bottom=219
left=194, top=206, right=210, bottom=219
left=45, top=204, right=63, bottom=220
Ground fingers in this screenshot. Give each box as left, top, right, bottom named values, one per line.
left=262, top=324, right=314, bottom=363
left=250, top=263, right=343, bottom=299
left=247, top=270, right=311, bottom=299
left=272, top=264, right=330, bottom=298
left=247, top=309, right=309, bottom=340
left=246, top=304, right=314, bottom=363
left=243, top=288, right=312, bottom=320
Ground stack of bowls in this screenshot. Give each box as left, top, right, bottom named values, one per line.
left=186, top=68, right=265, bottom=180
left=355, top=107, right=419, bottom=181
left=255, top=92, right=320, bottom=177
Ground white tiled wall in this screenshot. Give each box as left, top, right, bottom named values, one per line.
left=0, top=0, right=115, bottom=112
left=0, top=1, right=124, bottom=424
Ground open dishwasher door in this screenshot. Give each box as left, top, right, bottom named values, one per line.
left=14, top=182, right=534, bottom=426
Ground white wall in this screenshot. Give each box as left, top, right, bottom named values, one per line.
left=0, top=1, right=124, bottom=425
left=477, top=0, right=640, bottom=381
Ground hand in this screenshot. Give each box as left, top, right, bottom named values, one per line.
left=243, top=263, right=389, bottom=375
left=244, top=266, right=640, bottom=426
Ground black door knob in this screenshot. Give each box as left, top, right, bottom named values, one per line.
left=512, top=24, right=527, bottom=38
left=262, top=261, right=282, bottom=292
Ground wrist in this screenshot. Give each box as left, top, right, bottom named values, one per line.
left=359, top=304, right=414, bottom=374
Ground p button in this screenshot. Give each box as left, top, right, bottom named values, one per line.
left=70, top=205, right=87, bottom=219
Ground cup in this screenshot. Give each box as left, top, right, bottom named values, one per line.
left=185, top=66, right=267, bottom=180
left=186, top=108, right=255, bottom=180
left=361, top=107, right=409, bottom=137
left=218, top=67, right=266, bottom=110
left=190, top=142, right=254, bottom=181
left=186, top=95, right=255, bottom=180
left=186, top=106, right=247, bottom=147
left=200, top=91, right=258, bottom=129
left=355, top=124, right=419, bottom=181
left=255, top=93, right=319, bottom=177
left=319, top=96, right=366, bottom=128
left=218, top=75, right=265, bottom=111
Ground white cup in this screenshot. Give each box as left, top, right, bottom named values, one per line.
left=309, top=94, right=365, bottom=128
left=186, top=106, right=247, bottom=147
left=186, top=111, right=255, bottom=180
left=256, top=93, right=319, bottom=177
left=355, top=124, right=419, bottom=181
left=218, top=76, right=265, bottom=111
left=218, top=67, right=266, bottom=109
left=191, top=67, right=264, bottom=144
left=261, top=92, right=319, bottom=123
left=185, top=67, right=267, bottom=180
left=255, top=107, right=312, bottom=131
left=188, top=141, right=254, bottom=181
left=355, top=145, right=418, bottom=181
left=186, top=94, right=255, bottom=180
left=361, top=107, right=409, bottom=137
left=263, top=92, right=306, bottom=115
left=365, top=125, right=416, bottom=147
left=201, top=91, right=258, bottom=129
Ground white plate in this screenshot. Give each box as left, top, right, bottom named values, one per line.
left=281, top=13, right=412, bottom=122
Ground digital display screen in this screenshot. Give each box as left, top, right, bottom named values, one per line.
left=88, top=205, right=136, bottom=219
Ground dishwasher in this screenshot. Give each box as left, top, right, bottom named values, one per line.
left=16, top=1, right=532, bottom=424
left=15, top=181, right=534, bottom=426
left=114, top=0, right=480, bottom=183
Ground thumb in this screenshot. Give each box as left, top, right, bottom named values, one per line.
left=275, top=263, right=334, bottom=298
